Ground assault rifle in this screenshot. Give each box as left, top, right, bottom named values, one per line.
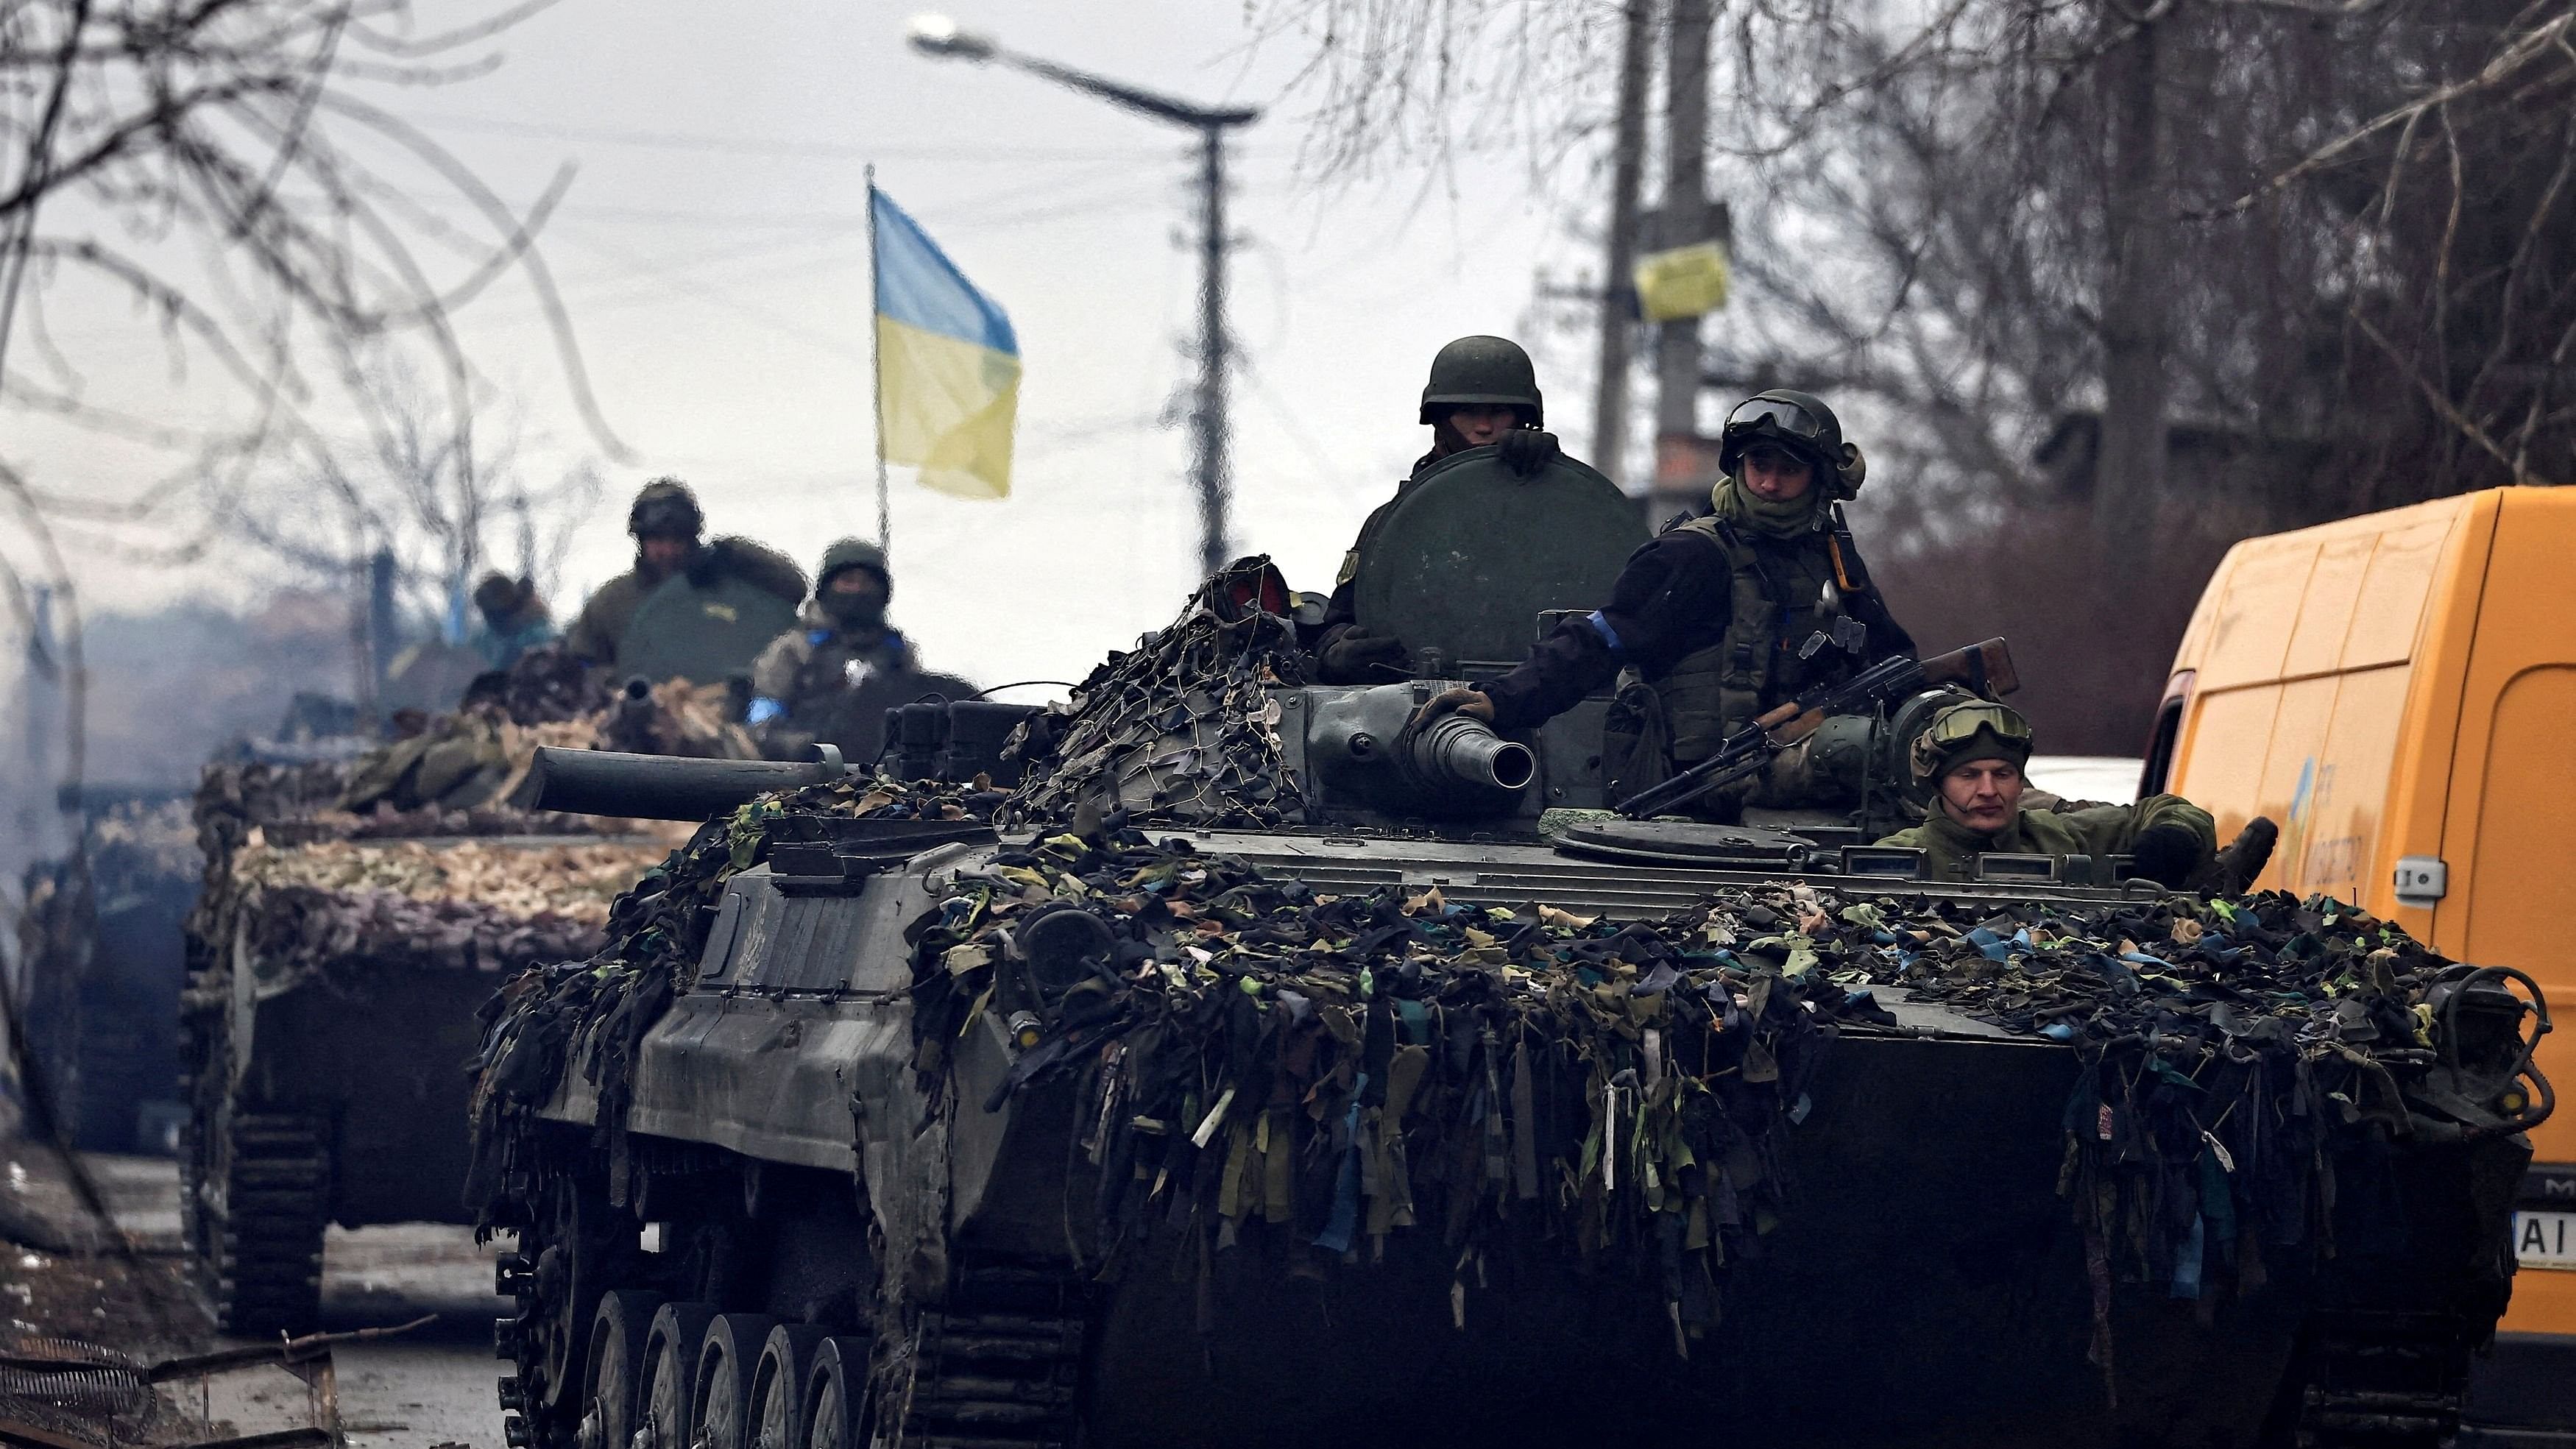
left=1613, top=637, right=2020, bottom=819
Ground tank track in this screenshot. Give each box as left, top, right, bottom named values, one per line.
left=2293, top=1311, right=2471, bottom=1449
left=199, top=1112, right=331, bottom=1336
left=879, top=1261, right=1089, bottom=1449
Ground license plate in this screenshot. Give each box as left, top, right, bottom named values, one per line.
left=2516, top=1211, right=2576, bottom=1269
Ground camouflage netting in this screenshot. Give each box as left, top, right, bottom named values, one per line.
left=467, top=754, right=2517, bottom=1356
left=185, top=643, right=737, bottom=996
left=902, top=832, right=2515, bottom=1353
left=464, top=573, right=2530, bottom=1359
left=1000, top=559, right=1310, bottom=831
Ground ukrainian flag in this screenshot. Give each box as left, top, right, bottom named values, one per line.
left=872, top=186, right=1020, bottom=499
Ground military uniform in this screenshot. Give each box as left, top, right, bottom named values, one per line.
left=1879, top=794, right=2218, bottom=882
left=469, top=575, right=557, bottom=672
left=1312, top=336, right=1568, bottom=683
left=1469, top=391, right=1914, bottom=798
left=1878, top=699, right=2220, bottom=885
left=749, top=604, right=921, bottom=712
left=565, top=479, right=806, bottom=669
left=746, top=539, right=974, bottom=763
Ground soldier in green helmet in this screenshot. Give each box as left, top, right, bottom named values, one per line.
left=747, top=538, right=975, bottom=763
left=1309, top=336, right=1577, bottom=682
left=1878, top=699, right=2219, bottom=886
left=565, top=478, right=807, bottom=669
left=1414, top=388, right=1917, bottom=815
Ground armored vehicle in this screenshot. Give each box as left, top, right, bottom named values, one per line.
left=15, top=786, right=199, bottom=1153
left=177, top=687, right=700, bottom=1335
left=472, top=447, right=2547, bottom=1449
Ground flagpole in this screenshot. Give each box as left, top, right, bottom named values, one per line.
left=866, top=163, right=891, bottom=561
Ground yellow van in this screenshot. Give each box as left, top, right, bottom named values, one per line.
left=2150, top=485, right=2576, bottom=1433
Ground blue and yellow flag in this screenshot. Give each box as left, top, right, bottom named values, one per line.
left=872, top=186, right=1020, bottom=499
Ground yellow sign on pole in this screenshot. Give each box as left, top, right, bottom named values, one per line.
left=1633, top=241, right=1730, bottom=322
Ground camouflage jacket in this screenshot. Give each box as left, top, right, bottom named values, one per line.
left=1878, top=793, right=2216, bottom=882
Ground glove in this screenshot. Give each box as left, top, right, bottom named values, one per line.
left=2207, top=816, right=2279, bottom=894
left=1317, top=627, right=1409, bottom=682
left=1497, top=428, right=1562, bottom=478
left=684, top=542, right=724, bottom=590
left=2129, top=822, right=2206, bottom=889
left=1409, top=687, right=1496, bottom=731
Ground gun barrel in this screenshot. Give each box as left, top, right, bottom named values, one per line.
left=1409, top=714, right=1536, bottom=793
left=514, top=746, right=849, bottom=821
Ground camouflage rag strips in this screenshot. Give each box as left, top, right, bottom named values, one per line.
left=1001, top=559, right=1312, bottom=832
left=907, top=829, right=2499, bottom=1356
left=910, top=827, right=1866, bottom=1353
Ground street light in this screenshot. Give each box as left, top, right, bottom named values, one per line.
left=907, top=15, right=1261, bottom=578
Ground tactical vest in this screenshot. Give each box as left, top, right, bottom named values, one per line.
left=1651, top=516, right=1850, bottom=765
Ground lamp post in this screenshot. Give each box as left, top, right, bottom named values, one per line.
left=908, top=15, right=1261, bottom=578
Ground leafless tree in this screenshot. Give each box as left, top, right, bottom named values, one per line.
left=1256, top=0, right=2576, bottom=748
left=0, top=0, right=630, bottom=806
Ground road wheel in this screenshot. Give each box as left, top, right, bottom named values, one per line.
left=507, top=1167, right=637, bottom=1446
left=750, top=1324, right=829, bottom=1449
left=691, top=1312, right=778, bottom=1449
left=202, top=1109, right=329, bottom=1336
left=574, top=1289, right=659, bottom=1449
left=639, top=1301, right=717, bottom=1449
left=799, top=1337, right=872, bottom=1449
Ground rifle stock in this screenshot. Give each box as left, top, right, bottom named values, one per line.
left=1921, top=637, right=2019, bottom=698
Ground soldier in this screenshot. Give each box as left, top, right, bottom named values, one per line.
left=747, top=539, right=974, bottom=763
left=1310, top=336, right=1573, bottom=683
left=1415, top=388, right=1915, bottom=812
left=1878, top=700, right=2218, bottom=886
left=564, top=478, right=806, bottom=668
left=467, top=572, right=557, bottom=671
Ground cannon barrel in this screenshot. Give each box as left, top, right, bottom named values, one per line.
left=1407, top=713, right=1535, bottom=793
left=513, top=746, right=850, bottom=821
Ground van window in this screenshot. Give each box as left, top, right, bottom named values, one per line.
left=2140, top=671, right=2192, bottom=796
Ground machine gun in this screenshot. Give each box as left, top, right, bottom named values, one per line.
left=1614, top=637, right=2019, bottom=820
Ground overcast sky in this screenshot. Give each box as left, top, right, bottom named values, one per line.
left=15, top=0, right=1625, bottom=699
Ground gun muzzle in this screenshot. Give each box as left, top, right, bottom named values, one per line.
left=1408, top=714, right=1535, bottom=793
left=514, top=746, right=851, bottom=821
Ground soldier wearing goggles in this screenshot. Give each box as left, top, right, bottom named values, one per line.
left=1416, top=387, right=1915, bottom=815
left=1879, top=700, right=2218, bottom=886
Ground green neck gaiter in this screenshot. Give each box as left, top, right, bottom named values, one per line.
left=1708, top=476, right=1822, bottom=539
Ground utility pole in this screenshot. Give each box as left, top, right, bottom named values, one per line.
left=1590, top=0, right=1657, bottom=494
left=2096, top=13, right=2168, bottom=575
left=1649, top=0, right=1715, bottom=527
left=1191, top=125, right=1239, bottom=577
left=910, top=17, right=1259, bottom=578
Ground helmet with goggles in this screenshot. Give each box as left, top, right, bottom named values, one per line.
left=1717, top=389, right=1844, bottom=476
left=1908, top=700, right=2034, bottom=784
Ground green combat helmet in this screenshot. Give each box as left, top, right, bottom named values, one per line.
left=1419, top=335, right=1543, bottom=427
left=1717, top=389, right=1866, bottom=499
left=815, top=537, right=891, bottom=597
left=627, top=478, right=705, bottom=540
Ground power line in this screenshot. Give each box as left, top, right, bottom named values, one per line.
left=400, top=108, right=1258, bottom=163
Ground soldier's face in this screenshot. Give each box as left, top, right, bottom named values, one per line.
left=827, top=570, right=888, bottom=605
left=1938, top=759, right=2023, bottom=832
left=639, top=536, right=692, bottom=570
left=1445, top=405, right=1521, bottom=447
left=1741, top=445, right=1815, bottom=502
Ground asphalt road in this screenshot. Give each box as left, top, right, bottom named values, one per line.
left=91, top=1153, right=512, bottom=1449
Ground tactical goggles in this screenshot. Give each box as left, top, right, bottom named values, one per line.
left=631, top=500, right=700, bottom=538
left=1909, top=701, right=2033, bottom=782
left=1924, top=701, right=2032, bottom=750
left=1722, top=396, right=1828, bottom=445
